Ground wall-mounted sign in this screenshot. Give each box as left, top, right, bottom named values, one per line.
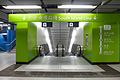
left=42, top=22, right=52, bottom=27
left=86, top=33, right=88, bottom=47
left=68, top=22, right=79, bottom=27
left=104, top=25, right=111, bottom=30
left=9, top=13, right=120, bottom=22
left=99, top=26, right=102, bottom=55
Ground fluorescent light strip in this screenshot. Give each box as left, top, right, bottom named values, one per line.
left=58, top=5, right=96, bottom=9
left=3, top=5, right=41, bottom=9
left=0, top=22, right=3, bottom=23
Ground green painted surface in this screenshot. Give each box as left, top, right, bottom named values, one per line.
left=84, top=22, right=120, bottom=63
left=9, top=13, right=120, bottom=63
left=16, top=22, right=37, bottom=63
left=9, top=13, right=120, bottom=22
left=16, top=22, right=28, bottom=62
left=28, top=23, right=37, bottom=62
left=83, top=23, right=93, bottom=61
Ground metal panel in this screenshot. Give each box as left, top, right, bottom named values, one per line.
left=0, top=0, right=13, bottom=5
left=44, top=0, right=71, bottom=4
left=93, top=8, right=116, bottom=12
left=108, top=0, right=120, bottom=5
left=50, top=22, right=71, bottom=51
left=48, top=9, right=68, bottom=13
left=11, top=0, right=41, bottom=5
left=70, top=9, right=92, bottom=13
left=73, top=0, right=101, bottom=5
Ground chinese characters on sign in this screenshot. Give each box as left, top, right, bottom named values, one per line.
left=99, top=25, right=114, bottom=55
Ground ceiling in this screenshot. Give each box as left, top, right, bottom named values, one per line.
left=0, top=0, right=120, bottom=13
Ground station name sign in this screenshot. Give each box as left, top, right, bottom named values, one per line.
left=9, top=13, right=119, bottom=22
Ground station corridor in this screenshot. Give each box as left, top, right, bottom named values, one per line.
left=0, top=0, right=120, bottom=80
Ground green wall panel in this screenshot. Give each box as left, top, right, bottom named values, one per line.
left=16, top=22, right=37, bottom=63
left=28, top=23, right=37, bottom=62
left=9, top=13, right=120, bottom=63
left=16, top=22, right=28, bottom=62
left=84, top=22, right=120, bottom=63
left=83, top=22, right=93, bottom=61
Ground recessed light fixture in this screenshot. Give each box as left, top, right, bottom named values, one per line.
left=0, top=22, right=3, bottom=23
left=8, top=27, right=11, bottom=30
left=58, top=5, right=96, bottom=9
left=3, top=5, right=41, bottom=9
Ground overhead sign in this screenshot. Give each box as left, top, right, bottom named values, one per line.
left=68, top=22, right=79, bottom=27
left=9, top=13, right=119, bottom=22
left=42, top=22, right=52, bottom=27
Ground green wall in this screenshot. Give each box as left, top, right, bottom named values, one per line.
left=84, top=22, right=120, bottom=63
left=28, top=23, right=37, bottom=62
left=9, top=13, right=120, bottom=63
left=16, top=22, right=28, bottom=62
left=83, top=23, right=93, bottom=61
left=16, top=22, right=37, bottom=63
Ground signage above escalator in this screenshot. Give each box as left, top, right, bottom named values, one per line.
left=68, top=22, right=79, bottom=27
left=42, top=22, right=53, bottom=27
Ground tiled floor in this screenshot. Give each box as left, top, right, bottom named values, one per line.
left=0, top=53, right=15, bottom=71
left=0, top=77, right=120, bottom=80
left=30, top=56, right=91, bottom=65
left=15, top=65, right=104, bottom=72
left=108, top=64, right=120, bottom=72
left=0, top=53, right=119, bottom=80
left=15, top=56, right=104, bottom=72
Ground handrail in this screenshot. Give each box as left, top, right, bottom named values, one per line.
left=6, top=39, right=16, bottom=46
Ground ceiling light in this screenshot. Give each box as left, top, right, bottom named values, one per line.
left=3, top=5, right=41, bottom=9
left=8, top=27, right=11, bottom=30
left=0, top=22, right=3, bottom=23
left=58, top=5, right=96, bottom=9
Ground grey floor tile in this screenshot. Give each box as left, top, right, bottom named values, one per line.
left=0, top=53, right=15, bottom=71
left=108, top=64, right=120, bottom=72
left=15, top=56, right=104, bottom=72
left=0, top=77, right=120, bottom=80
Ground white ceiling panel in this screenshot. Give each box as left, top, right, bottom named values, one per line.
left=0, top=0, right=120, bottom=13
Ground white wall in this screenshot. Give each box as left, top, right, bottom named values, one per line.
left=74, top=27, right=83, bottom=46
left=34, top=22, right=46, bottom=46
left=74, top=22, right=86, bottom=46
